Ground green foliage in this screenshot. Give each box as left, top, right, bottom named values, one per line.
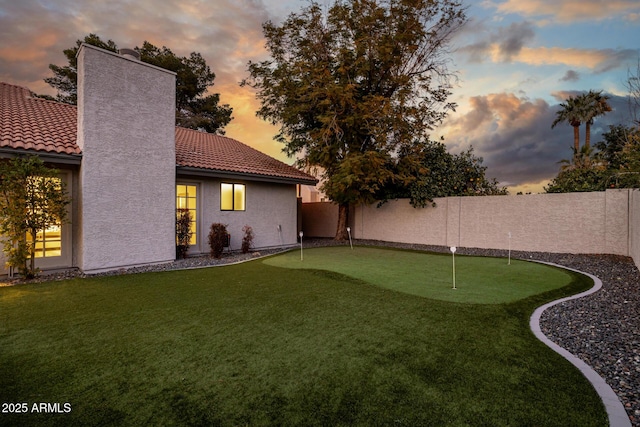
left=136, top=41, right=233, bottom=134
left=595, top=125, right=640, bottom=170
left=545, top=165, right=609, bottom=193
left=243, top=0, right=467, bottom=238
left=208, top=223, right=228, bottom=259
left=322, top=151, right=397, bottom=206
left=551, top=95, right=583, bottom=152
left=44, top=33, right=118, bottom=105
left=582, top=90, right=612, bottom=149
left=381, top=141, right=507, bottom=207
left=546, top=126, right=640, bottom=192
left=0, top=156, right=70, bottom=278
left=551, top=90, right=611, bottom=153
left=241, top=225, right=254, bottom=254
left=175, top=208, right=193, bottom=259
left=44, top=33, right=233, bottom=134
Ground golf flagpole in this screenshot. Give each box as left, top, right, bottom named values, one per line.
left=450, top=246, right=457, bottom=289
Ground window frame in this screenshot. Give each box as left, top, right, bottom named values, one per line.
left=220, top=183, right=246, bottom=211
left=176, top=183, right=198, bottom=246
left=22, top=171, right=73, bottom=271
left=28, top=224, right=63, bottom=259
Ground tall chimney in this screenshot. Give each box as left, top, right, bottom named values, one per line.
left=76, top=43, right=176, bottom=273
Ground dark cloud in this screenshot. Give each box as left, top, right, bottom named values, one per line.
left=560, top=70, right=580, bottom=82
left=458, top=20, right=535, bottom=63
left=496, top=21, right=536, bottom=61
left=443, top=92, right=629, bottom=188
left=593, top=48, right=640, bottom=73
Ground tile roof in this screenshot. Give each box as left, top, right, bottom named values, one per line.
left=175, top=127, right=315, bottom=183
left=0, top=82, right=80, bottom=155
left=0, top=82, right=316, bottom=184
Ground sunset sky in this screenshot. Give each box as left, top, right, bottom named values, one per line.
left=1, top=0, right=639, bottom=193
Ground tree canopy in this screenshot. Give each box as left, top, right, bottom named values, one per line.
left=243, top=0, right=467, bottom=239
left=44, top=34, right=233, bottom=134
left=551, top=90, right=611, bottom=153
left=380, top=141, right=507, bottom=207
left=545, top=125, right=640, bottom=193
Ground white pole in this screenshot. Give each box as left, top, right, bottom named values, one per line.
left=450, top=246, right=457, bottom=289
left=508, top=232, right=511, bottom=265
left=299, top=231, right=304, bottom=261
left=347, top=226, right=353, bottom=250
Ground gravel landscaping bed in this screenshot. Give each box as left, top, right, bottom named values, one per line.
left=3, top=238, right=638, bottom=425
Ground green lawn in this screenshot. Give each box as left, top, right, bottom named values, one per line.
left=0, top=247, right=606, bottom=426
left=264, top=246, right=573, bottom=303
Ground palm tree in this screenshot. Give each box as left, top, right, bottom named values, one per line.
left=551, top=96, right=583, bottom=152
left=559, top=145, right=605, bottom=171
left=582, top=90, right=612, bottom=150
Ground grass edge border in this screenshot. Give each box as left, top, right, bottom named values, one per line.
left=529, top=260, right=631, bottom=427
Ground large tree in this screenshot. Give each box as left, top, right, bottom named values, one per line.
left=243, top=0, right=467, bottom=239
left=44, top=34, right=233, bottom=134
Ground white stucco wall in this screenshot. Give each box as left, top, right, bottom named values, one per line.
left=304, top=190, right=639, bottom=269
left=631, top=189, right=640, bottom=270
left=77, top=44, right=176, bottom=273
left=455, top=192, right=607, bottom=253
left=353, top=192, right=630, bottom=255
left=604, top=189, right=632, bottom=256
left=178, top=177, right=300, bottom=254
left=301, top=202, right=340, bottom=238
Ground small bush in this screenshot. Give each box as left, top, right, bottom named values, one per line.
left=241, top=225, right=254, bottom=254
left=175, top=208, right=192, bottom=259
left=208, top=223, right=228, bottom=258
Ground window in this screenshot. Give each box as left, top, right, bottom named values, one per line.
left=176, top=184, right=197, bottom=245
left=221, top=183, right=245, bottom=211
left=28, top=225, right=62, bottom=258
left=27, top=176, right=64, bottom=258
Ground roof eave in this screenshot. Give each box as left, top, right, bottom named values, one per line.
left=176, top=166, right=318, bottom=186
left=0, top=148, right=82, bottom=165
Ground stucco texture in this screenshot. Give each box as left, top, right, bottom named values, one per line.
left=303, top=190, right=639, bottom=270
left=180, top=178, right=299, bottom=254
left=77, top=45, right=177, bottom=273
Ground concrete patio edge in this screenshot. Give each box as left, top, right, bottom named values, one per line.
left=529, top=261, right=631, bottom=427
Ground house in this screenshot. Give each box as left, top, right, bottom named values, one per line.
left=0, top=43, right=316, bottom=275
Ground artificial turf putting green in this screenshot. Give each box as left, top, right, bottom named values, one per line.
left=263, top=246, right=572, bottom=304
left=0, top=247, right=606, bottom=426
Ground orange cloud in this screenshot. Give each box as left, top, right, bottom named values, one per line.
left=485, top=45, right=638, bottom=73
left=515, top=46, right=610, bottom=68
left=494, top=0, right=640, bottom=23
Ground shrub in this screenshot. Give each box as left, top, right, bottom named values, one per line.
left=175, top=208, right=192, bottom=259
left=241, top=225, right=254, bottom=254
left=208, top=223, right=228, bottom=258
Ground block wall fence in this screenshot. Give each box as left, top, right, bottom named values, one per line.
left=301, top=189, right=640, bottom=271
